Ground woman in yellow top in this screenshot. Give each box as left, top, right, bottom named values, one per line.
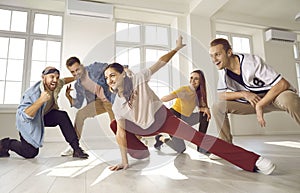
left=154, top=70, right=211, bottom=154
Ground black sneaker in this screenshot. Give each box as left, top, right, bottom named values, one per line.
left=73, top=148, right=89, bottom=159
left=154, top=135, right=163, bottom=150
left=0, top=138, right=10, bottom=158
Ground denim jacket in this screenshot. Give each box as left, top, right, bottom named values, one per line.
left=16, top=80, right=64, bottom=148
left=72, top=62, right=112, bottom=108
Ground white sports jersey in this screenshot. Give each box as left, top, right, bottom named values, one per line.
left=217, top=53, right=295, bottom=103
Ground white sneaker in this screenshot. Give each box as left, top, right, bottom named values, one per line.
left=61, top=146, right=73, bottom=156
left=255, top=157, right=276, bottom=175
left=209, top=154, right=222, bottom=160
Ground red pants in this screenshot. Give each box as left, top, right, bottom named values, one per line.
left=110, top=107, right=259, bottom=172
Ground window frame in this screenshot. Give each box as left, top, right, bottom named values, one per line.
left=294, top=42, right=300, bottom=96
left=216, top=31, right=253, bottom=54
left=115, top=20, right=173, bottom=98
left=0, top=5, right=63, bottom=112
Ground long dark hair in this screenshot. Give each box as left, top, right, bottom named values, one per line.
left=191, top=70, right=208, bottom=108
left=104, top=63, right=133, bottom=105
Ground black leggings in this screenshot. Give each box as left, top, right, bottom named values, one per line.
left=164, top=108, right=209, bottom=153
left=9, top=109, right=79, bottom=159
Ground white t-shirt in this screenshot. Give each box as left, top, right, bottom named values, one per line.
left=80, top=71, right=108, bottom=102
left=112, top=68, right=163, bottom=129
left=217, top=53, right=296, bottom=103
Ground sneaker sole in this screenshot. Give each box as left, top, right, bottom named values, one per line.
left=259, top=164, right=276, bottom=175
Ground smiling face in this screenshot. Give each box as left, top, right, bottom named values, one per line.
left=43, top=73, right=59, bottom=91
left=190, top=72, right=200, bottom=89
left=104, top=67, right=125, bottom=91
left=67, top=62, right=85, bottom=80
left=209, top=44, right=232, bottom=70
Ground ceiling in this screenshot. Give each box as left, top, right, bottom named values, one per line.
left=89, top=0, right=300, bottom=32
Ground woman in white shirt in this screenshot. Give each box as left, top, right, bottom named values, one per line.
left=104, top=36, right=275, bottom=175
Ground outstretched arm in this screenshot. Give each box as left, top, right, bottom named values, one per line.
left=109, top=120, right=129, bottom=171
left=63, top=77, right=75, bottom=84
left=161, top=93, right=177, bottom=102
left=149, top=36, right=186, bottom=74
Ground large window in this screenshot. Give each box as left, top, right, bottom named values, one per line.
left=0, top=6, right=63, bottom=108
left=216, top=32, right=252, bottom=54
left=115, top=21, right=172, bottom=98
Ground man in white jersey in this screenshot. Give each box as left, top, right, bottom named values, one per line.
left=209, top=38, right=300, bottom=144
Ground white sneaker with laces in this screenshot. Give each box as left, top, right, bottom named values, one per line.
left=209, top=154, right=222, bottom=160
left=61, top=146, right=73, bottom=156
left=255, top=157, right=275, bottom=175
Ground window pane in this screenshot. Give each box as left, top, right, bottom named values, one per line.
left=216, top=34, right=229, bottom=40
left=148, top=82, right=170, bottom=98
left=34, top=14, right=48, bottom=34
left=296, top=63, right=300, bottom=96
left=0, top=81, right=4, bottom=104
left=157, top=85, right=170, bottom=98
left=0, top=59, right=7, bottom=80
left=145, top=48, right=157, bottom=67
left=6, top=59, right=23, bottom=81
left=11, top=10, right=27, bottom=32
left=0, top=9, right=11, bottom=31
left=146, top=49, right=167, bottom=67
left=46, top=62, right=60, bottom=69
left=116, top=22, right=127, bottom=32
left=32, top=39, right=47, bottom=61
left=128, top=24, right=140, bottom=42
left=116, top=46, right=128, bottom=64
left=4, top=81, right=22, bottom=104
left=116, top=22, right=128, bottom=41
left=31, top=61, right=46, bottom=82
left=157, top=27, right=168, bottom=45
left=296, top=63, right=300, bottom=77
left=232, top=36, right=251, bottom=54
left=48, top=15, right=62, bottom=35
left=145, top=26, right=168, bottom=46
left=293, top=43, right=300, bottom=59
left=145, top=48, right=169, bottom=91
left=8, top=38, right=25, bottom=59
left=0, top=37, right=9, bottom=58
left=128, top=48, right=140, bottom=66
left=47, top=41, right=61, bottom=62
left=145, top=26, right=156, bottom=45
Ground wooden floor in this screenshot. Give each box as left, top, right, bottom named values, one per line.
left=0, top=134, right=300, bottom=193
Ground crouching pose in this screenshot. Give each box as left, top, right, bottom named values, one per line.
left=154, top=69, right=211, bottom=154
left=0, top=67, right=88, bottom=159
left=104, top=36, right=275, bottom=175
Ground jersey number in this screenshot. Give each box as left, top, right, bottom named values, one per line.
left=253, top=77, right=265, bottom=87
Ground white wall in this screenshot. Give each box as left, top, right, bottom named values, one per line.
left=52, top=13, right=116, bottom=140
